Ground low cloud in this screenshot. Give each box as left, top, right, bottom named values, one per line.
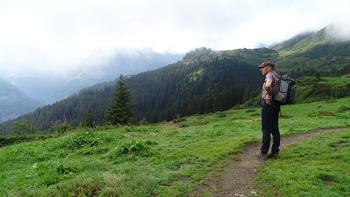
left=0, top=0, right=350, bottom=77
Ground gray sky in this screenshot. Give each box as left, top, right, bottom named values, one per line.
left=1, top=0, right=350, bottom=76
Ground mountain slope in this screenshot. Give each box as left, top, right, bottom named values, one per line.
left=5, top=49, right=182, bottom=105
left=6, top=26, right=350, bottom=131
left=0, top=79, right=40, bottom=122
left=271, top=26, right=334, bottom=53
left=4, top=48, right=277, bottom=130
left=273, top=26, right=350, bottom=76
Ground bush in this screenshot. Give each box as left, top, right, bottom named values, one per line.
left=56, top=164, right=75, bottom=176
left=308, top=111, right=335, bottom=117
left=44, top=176, right=103, bottom=196
left=280, top=114, right=293, bottom=119
left=249, top=113, right=260, bottom=117
left=245, top=108, right=256, bottom=113
left=215, top=112, right=226, bottom=118
left=51, top=123, right=69, bottom=134
left=11, top=121, right=38, bottom=135
left=336, top=105, right=350, bottom=113
left=0, top=135, right=35, bottom=147
left=176, top=123, right=189, bottom=128
left=124, top=126, right=160, bottom=133
left=66, top=131, right=101, bottom=149
left=173, top=117, right=186, bottom=124
left=119, top=140, right=156, bottom=157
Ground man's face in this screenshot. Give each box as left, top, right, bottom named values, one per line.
left=259, top=66, right=272, bottom=75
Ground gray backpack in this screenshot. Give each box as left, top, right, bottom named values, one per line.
left=273, top=75, right=296, bottom=105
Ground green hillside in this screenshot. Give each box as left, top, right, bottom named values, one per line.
left=1, top=97, right=350, bottom=196
left=242, top=74, right=350, bottom=108
left=273, top=26, right=350, bottom=76
left=294, top=75, right=350, bottom=102
left=272, top=26, right=334, bottom=55
left=4, top=48, right=269, bottom=131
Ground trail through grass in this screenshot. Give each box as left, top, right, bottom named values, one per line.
left=0, top=97, right=350, bottom=196
left=258, top=130, right=350, bottom=197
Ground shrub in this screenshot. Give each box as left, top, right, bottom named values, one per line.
left=11, top=121, right=38, bottom=135
left=336, top=105, right=350, bottom=113
left=66, top=131, right=100, bottom=149
left=318, top=172, right=337, bottom=183
left=176, top=123, right=189, bottom=128
left=308, top=111, right=335, bottom=117
left=173, top=117, right=186, bottom=124
left=245, top=108, right=256, bottom=113
left=51, top=123, right=69, bottom=134
left=280, top=114, right=293, bottom=119
left=56, top=164, right=75, bottom=176
left=215, top=112, right=226, bottom=118
left=249, top=113, right=260, bottom=117
left=45, top=176, right=103, bottom=196
left=124, top=126, right=160, bottom=133
left=119, top=140, right=156, bottom=157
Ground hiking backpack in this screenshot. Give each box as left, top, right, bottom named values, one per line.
left=273, top=75, right=297, bottom=105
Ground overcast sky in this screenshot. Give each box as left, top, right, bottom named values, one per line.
left=1, top=0, right=350, bottom=76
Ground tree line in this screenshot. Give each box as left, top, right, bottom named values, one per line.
left=3, top=48, right=265, bottom=132
left=4, top=41, right=350, bottom=134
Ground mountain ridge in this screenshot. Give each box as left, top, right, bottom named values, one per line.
left=0, top=78, right=41, bottom=122
left=4, top=26, right=350, bottom=131
left=3, top=49, right=183, bottom=105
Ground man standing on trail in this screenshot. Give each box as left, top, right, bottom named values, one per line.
left=257, top=61, right=281, bottom=159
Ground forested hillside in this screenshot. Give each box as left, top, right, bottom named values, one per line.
left=274, top=26, right=350, bottom=76
left=4, top=48, right=275, bottom=131
left=4, top=27, right=350, bottom=132
left=3, top=49, right=182, bottom=105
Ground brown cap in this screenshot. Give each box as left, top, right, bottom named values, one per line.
left=258, top=60, right=275, bottom=68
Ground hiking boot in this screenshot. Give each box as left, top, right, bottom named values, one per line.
left=267, top=152, right=279, bottom=159
left=256, top=151, right=268, bottom=160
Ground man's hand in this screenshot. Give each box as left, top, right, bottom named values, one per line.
left=265, top=94, right=272, bottom=105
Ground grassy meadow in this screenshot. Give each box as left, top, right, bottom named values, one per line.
left=0, top=97, right=350, bottom=196
left=258, top=130, right=350, bottom=197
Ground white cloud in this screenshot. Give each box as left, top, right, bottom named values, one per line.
left=0, top=0, right=350, bottom=77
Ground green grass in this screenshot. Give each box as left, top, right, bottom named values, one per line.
left=258, top=130, right=350, bottom=197
left=0, top=132, right=63, bottom=147
left=317, top=75, right=350, bottom=86
left=296, top=76, right=350, bottom=102
left=0, top=97, right=350, bottom=196
left=298, top=75, right=350, bottom=87
left=277, top=39, right=329, bottom=57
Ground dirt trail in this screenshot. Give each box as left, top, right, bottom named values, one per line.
left=194, top=127, right=349, bottom=197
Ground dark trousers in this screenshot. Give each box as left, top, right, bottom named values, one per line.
left=261, top=99, right=281, bottom=154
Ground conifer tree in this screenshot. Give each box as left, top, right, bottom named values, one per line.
left=85, top=108, right=94, bottom=128
left=105, top=75, right=132, bottom=125
left=0, top=123, right=3, bottom=135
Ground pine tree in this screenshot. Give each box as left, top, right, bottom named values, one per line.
left=85, top=108, right=94, bottom=128
left=242, top=86, right=252, bottom=103
left=105, top=75, right=132, bottom=125
left=315, top=72, right=321, bottom=81
left=0, top=123, right=3, bottom=135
